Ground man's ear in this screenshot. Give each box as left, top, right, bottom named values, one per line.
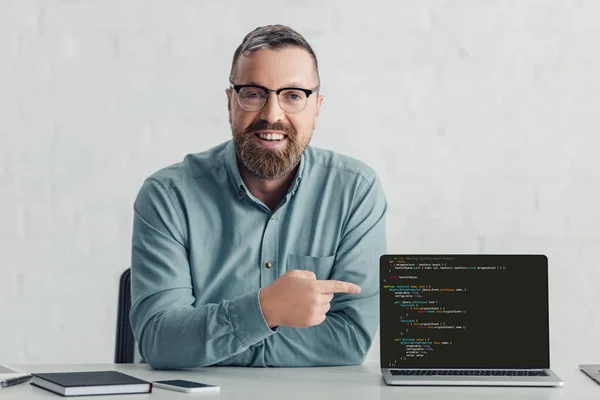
left=226, top=88, right=232, bottom=125
left=313, top=94, right=324, bottom=130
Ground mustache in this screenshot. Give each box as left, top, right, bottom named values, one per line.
left=244, top=120, right=296, bottom=135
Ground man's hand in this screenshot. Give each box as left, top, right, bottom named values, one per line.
left=259, top=270, right=361, bottom=329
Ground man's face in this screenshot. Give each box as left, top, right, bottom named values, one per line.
left=226, top=47, right=323, bottom=180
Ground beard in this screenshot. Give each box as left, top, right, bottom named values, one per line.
left=232, top=120, right=310, bottom=180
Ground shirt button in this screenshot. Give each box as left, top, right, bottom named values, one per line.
left=239, top=191, right=245, bottom=197
left=270, top=215, right=275, bottom=220
left=265, top=262, right=272, bottom=269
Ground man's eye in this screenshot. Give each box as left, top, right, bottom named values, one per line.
left=284, top=92, right=304, bottom=101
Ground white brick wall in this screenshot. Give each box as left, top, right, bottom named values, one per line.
left=1, top=0, right=599, bottom=366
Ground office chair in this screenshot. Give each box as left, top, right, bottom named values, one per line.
left=115, top=268, right=143, bottom=363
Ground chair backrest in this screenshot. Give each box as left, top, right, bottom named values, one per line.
left=115, top=268, right=142, bottom=363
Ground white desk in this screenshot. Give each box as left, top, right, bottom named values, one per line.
left=1, top=362, right=598, bottom=399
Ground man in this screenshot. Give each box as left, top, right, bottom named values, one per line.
left=130, top=24, right=387, bottom=369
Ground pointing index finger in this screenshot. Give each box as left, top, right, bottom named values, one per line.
left=318, top=280, right=361, bottom=294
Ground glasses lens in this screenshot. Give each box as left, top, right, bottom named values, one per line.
left=238, top=87, right=267, bottom=111
left=278, top=89, right=308, bottom=113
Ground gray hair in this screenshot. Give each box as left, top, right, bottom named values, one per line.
left=229, top=24, right=320, bottom=86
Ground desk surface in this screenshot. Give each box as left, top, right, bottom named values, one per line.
left=1, top=362, right=598, bottom=399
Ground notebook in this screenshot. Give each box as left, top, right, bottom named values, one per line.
left=30, top=370, right=152, bottom=396
left=380, top=254, right=563, bottom=386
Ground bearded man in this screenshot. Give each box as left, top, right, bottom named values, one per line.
left=129, top=24, right=387, bottom=369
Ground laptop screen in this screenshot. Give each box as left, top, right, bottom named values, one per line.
left=380, top=255, right=550, bottom=369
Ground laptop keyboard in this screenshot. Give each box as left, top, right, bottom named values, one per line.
left=390, top=370, right=549, bottom=377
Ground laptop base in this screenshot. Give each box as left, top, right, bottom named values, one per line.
left=382, top=368, right=563, bottom=387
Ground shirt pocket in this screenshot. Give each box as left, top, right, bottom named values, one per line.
left=286, top=253, right=336, bottom=281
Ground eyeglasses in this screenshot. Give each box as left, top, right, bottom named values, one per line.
left=230, top=83, right=319, bottom=114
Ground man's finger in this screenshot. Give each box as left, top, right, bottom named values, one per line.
left=316, top=302, right=331, bottom=315
left=318, top=280, right=361, bottom=294
left=288, top=269, right=317, bottom=279
left=318, top=293, right=334, bottom=304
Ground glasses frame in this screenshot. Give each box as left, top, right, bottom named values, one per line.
left=229, top=83, right=320, bottom=114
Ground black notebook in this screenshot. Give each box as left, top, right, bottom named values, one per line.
left=30, top=370, right=152, bottom=397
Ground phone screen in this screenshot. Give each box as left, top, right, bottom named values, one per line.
left=154, top=379, right=215, bottom=388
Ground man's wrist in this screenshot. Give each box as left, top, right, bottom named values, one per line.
left=259, top=287, right=278, bottom=328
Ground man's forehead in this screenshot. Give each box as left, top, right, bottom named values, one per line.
left=235, top=47, right=317, bottom=87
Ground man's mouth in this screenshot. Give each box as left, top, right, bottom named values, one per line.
left=254, top=132, right=287, bottom=142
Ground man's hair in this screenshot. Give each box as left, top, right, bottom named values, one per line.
left=229, top=24, right=320, bottom=86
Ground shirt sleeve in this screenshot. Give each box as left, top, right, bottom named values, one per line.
left=129, top=178, right=275, bottom=369
left=260, top=172, right=387, bottom=366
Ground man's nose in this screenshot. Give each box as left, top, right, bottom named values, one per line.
left=258, top=92, right=285, bottom=124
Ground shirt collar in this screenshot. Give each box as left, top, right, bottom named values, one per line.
left=224, top=140, right=306, bottom=200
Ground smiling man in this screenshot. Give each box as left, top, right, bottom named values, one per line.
left=129, top=25, right=387, bottom=369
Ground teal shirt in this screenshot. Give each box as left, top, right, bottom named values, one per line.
left=130, top=140, right=387, bottom=369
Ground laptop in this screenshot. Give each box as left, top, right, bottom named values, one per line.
left=380, top=254, right=563, bottom=386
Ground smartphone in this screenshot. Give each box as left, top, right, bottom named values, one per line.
left=152, top=379, right=220, bottom=393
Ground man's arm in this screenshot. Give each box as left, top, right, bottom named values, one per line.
left=129, top=178, right=274, bottom=369
left=262, top=173, right=387, bottom=366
